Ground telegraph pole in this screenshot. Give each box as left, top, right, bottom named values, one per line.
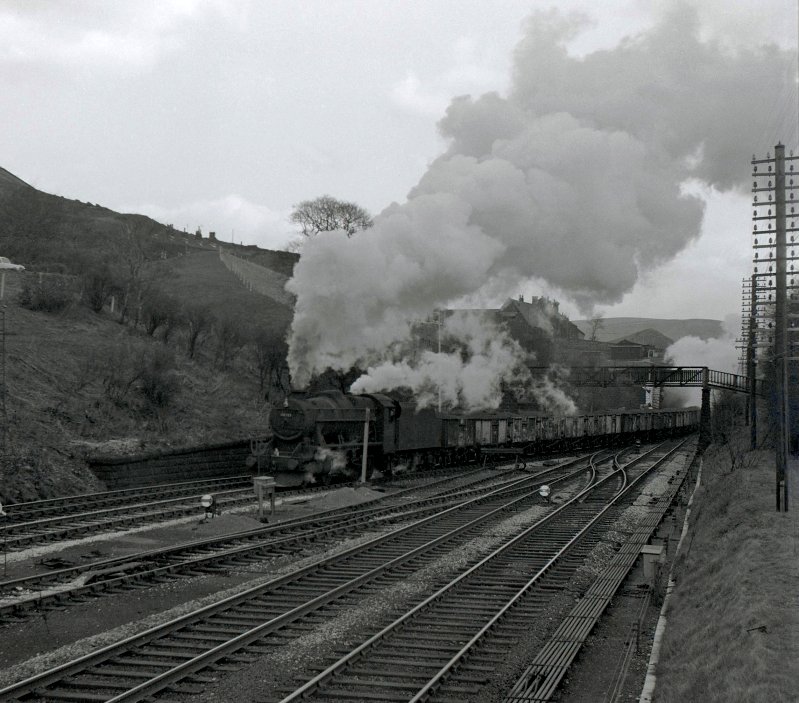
left=751, top=144, right=798, bottom=511
left=749, top=273, right=758, bottom=449
left=775, top=144, right=787, bottom=511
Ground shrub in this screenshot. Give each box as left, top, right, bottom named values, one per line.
left=101, top=341, right=142, bottom=404
left=18, top=275, right=75, bottom=313
left=141, top=288, right=180, bottom=339
left=214, top=316, right=246, bottom=369
left=100, top=340, right=179, bottom=411
left=137, top=347, right=179, bottom=408
left=79, top=261, right=117, bottom=313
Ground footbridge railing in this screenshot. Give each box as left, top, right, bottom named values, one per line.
left=528, top=366, right=765, bottom=397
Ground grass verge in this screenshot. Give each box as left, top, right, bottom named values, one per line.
left=654, top=444, right=799, bottom=702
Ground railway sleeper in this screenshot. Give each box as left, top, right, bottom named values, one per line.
left=31, top=687, right=110, bottom=701
left=164, top=683, right=207, bottom=695
left=185, top=624, right=244, bottom=636
left=169, top=631, right=233, bottom=643
left=137, top=645, right=206, bottom=658
left=331, top=677, right=440, bottom=690
left=406, top=620, right=490, bottom=633
left=305, top=686, right=424, bottom=701
left=348, top=664, right=492, bottom=685
left=375, top=639, right=464, bottom=654
left=130, top=647, right=190, bottom=661
left=85, top=666, right=163, bottom=679
left=208, top=616, right=269, bottom=627
left=231, top=604, right=294, bottom=616
left=61, top=675, right=131, bottom=691
left=433, top=604, right=507, bottom=616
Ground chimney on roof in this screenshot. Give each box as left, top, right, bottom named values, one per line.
left=518, top=294, right=524, bottom=302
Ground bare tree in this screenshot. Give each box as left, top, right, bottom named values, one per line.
left=251, top=329, right=289, bottom=397
left=141, top=288, right=180, bottom=339
left=290, top=195, right=373, bottom=238
left=214, top=316, right=247, bottom=369
left=589, top=313, right=605, bottom=342
left=182, top=302, right=213, bottom=359
left=114, top=223, right=172, bottom=327
left=79, top=259, right=117, bottom=313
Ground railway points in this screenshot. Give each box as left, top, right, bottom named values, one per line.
left=4, top=440, right=696, bottom=700
left=3, top=454, right=616, bottom=695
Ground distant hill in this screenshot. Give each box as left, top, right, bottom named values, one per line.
left=573, top=317, right=724, bottom=344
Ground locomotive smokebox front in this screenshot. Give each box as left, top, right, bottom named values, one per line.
left=269, top=401, right=311, bottom=440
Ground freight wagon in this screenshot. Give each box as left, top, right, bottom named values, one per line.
left=265, top=390, right=699, bottom=486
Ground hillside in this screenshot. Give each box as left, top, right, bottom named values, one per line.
left=573, top=317, right=724, bottom=344
left=0, top=264, right=287, bottom=503
left=0, top=166, right=213, bottom=273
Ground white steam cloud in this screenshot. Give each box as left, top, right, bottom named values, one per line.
left=666, top=314, right=740, bottom=373
left=663, top=313, right=740, bottom=407
left=287, top=6, right=794, bottom=404
left=350, top=312, right=575, bottom=413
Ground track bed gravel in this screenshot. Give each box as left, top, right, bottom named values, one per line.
left=0, top=486, right=394, bottom=677
left=165, top=446, right=693, bottom=703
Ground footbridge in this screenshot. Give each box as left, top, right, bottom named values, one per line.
left=529, top=366, right=764, bottom=396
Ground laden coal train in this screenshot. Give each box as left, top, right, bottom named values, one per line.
left=265, top=390, right=699, bottom=486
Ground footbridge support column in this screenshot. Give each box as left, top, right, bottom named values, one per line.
left=699, top=367, right=711, bottom=450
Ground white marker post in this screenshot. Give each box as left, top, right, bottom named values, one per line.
left=360, top=407, right=370, bottom=484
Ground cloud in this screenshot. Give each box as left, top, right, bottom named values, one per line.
left=390, top=73, right=450, bottom=118
left=0, top=0, right=244, bottom=73
left=389, top=35, right=508, bottom=117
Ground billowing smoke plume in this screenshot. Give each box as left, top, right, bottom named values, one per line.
left=350, top=312, right=575, bottom=413
left=288, top=6, right=794, bottom=402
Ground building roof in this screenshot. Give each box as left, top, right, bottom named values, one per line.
left=499, top=297, right=584, bottom=339
left=610, top=328, right=674, bottom=350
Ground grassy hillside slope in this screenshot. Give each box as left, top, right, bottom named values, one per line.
left=169, top=250, right=292, bottom=330
left=0, top=166, right=208, bottom=273
left=0, top=257, right=283, bottom=503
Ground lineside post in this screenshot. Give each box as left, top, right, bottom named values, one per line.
left=698, top=367, right=711, bottom=450
left=360, top=407, right=370, bottom=484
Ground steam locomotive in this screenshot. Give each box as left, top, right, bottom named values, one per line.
left=265, top=390, right=699, bottom=486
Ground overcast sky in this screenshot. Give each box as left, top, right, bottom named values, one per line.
left=1, top=0, right=797, bottom=321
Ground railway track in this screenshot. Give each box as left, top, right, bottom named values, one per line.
left=0, top=461, right=505, bottom=553
left=0, top=451, right=606, bottom=702
left=1, top=477, right=255, bottom=525
left=0, top=463, right=552, bottom=619
left=271, top=438, right=689, bottom=702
